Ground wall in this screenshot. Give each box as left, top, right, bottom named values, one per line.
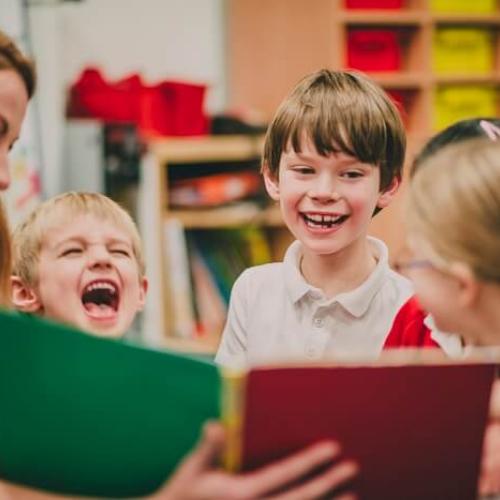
left=57, top=0, right=226, bottom=112
left=27, top=0, right=226, bottom=197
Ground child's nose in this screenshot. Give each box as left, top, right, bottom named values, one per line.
left=88, top=247, right=112, bottom=268
left=308, top=176, right=339, bottom=202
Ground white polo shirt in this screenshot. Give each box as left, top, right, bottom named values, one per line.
left=215, top=237, right=415, bottom=369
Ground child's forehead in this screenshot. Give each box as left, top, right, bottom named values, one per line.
left=283, top=128, right=356, bottom=158
left=40, top=212, right=133, bottom=247
left=282, top=136, right=362, bottom=164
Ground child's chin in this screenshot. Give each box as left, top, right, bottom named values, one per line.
left=80, top=315, right=125, bottom=338
left=303, top=241, right=345, bottom=256
left=86, top=324, right=125, bottom=338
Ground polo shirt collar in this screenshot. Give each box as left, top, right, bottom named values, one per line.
left=283, top=240, right=311, bottom=303
left=283, top=237, right=389, bottom=318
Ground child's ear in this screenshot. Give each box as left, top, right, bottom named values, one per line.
left=11, top=276, right=43, bottom=313
left=137, top=276, right=148, bottom=311
left=377, top=175, right=401, bottom=209
left=263, top=163, right=280, bottom=201
left=449, top=262, right=479, bottom=309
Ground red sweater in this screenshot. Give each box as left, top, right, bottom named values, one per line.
left=383, top=295, right=439, bottom=349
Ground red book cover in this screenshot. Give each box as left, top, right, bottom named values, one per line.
left=225, top=362, right=495, bottom=499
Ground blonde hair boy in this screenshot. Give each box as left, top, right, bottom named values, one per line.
left=11, top=192, right=147, bottom=337
left=216, top=69, right=436, bottom=369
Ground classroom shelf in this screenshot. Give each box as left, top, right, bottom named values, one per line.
left=140, top=134, right=289, bottom=345
left=227, top=0, right=500, bottom=138
left=168, top=204, right=283, bottom=229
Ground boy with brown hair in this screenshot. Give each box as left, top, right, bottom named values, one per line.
left=7, top=191, right=357, bottom=500
left=216, top=69, right=439, bottom=368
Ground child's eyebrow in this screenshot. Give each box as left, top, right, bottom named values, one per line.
left=289, top=152, right=318, bottom=162
left=107, top=238, right=132, bottom=247
left=288, top=150, right=359, bottom=165
left=52, top=237, right=84, bottom=250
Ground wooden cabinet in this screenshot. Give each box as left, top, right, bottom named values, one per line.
left=227, top=0, right=500, bottom=138
left=139, top=135, right=290, bottom=352
left=227, top=0, right=500, bottom=258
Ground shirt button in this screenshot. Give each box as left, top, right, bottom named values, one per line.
left=313, top=317, right=324, bottom=328
left=306, top=347, right=317, bottom=358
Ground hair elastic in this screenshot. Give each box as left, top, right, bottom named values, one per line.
left=479, top=120, right=500, bottom=141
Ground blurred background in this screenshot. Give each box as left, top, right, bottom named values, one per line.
left=1, top=0, right=499, bottom=352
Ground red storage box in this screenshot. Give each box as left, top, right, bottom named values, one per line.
left=139, top=81, right=209, bottom=137
left=386, top=89, right=409, bottom=126
left=347, top=30, right=401, bottom=71
left=345, top=0, right=403, bottom=8
left=68, top=68, right=209, bottom=137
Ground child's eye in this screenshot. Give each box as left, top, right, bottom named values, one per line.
left=341, top=171, right=364, bottom=179
left=61, top=248, right=82, bottom=257
left=292, top=166, right=314, bottom=175
left=111, top=248, right=131, bottom=257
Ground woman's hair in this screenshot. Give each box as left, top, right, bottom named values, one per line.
left=0, top=203, right=11, bottom=307
left=412, top=117, right=500, bottom=176
left=0, top=29, right=37, bottom=307
left=0, top=29, right=36, bottom=98
left=407, top=138, right=500, bottom=283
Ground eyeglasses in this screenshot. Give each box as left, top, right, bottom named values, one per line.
left=393, top=259, right=435, bottom=275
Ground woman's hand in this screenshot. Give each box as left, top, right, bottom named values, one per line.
left=151, top=422, right=358, bottom=500
left=478, top=380, right=500, bottom=496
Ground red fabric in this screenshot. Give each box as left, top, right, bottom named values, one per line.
left=67, top=67, right=208, bottom=137
left=139, top=81, right=208, bottom=137
left=383, top=295, right=439, bottom=349
left=67, top=69, right=142, bottom=123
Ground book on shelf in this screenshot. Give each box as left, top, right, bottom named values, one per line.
left=189, top=245, right=227, bottom=336
left=3, top=309, right=495, bottom=499
left=164, top=224, right=273, bottom=338
left=163, top=218, right=196, bottom=338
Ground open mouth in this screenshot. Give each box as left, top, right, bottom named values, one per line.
left=301, top=213, right=349, bottom=229
left=81, top=280, right=119, bottom=317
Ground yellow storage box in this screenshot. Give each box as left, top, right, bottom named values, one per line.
left=433, top=28, right=494, bottom=74
left=434, top=85, right=497, bottom=130
left=430, top=0, right=497, bottom=13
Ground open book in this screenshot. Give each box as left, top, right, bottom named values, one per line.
left=0, top=310, right=220, bottom=498
left=0, top=310, right=496, bottom=498
left=222, top=357, right=497, bottom=500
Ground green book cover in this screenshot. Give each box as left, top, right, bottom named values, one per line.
left=0, top=310, right=221, bottom=498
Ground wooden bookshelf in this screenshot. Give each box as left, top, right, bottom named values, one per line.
left=339, top=9, right=426, bottom=25
left=227, top=0, right=500, bottom=258
left=168, top=204, right=282, bottom=229
left=140, top=135, right=288, bottom=351
left=149, top=135, right=264, bottom=164
left=227, top=0, right=500, bottom=136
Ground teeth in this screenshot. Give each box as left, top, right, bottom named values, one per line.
left=305, top=214, right=344, bottom=224
left=84, top=281, right=117, bottom=294
left=308, top=214, right=323, bottom=223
